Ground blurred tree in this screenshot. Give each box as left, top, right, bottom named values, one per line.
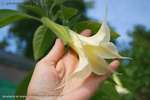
left=0, top=39, right=8, bottom=49
left=116, top=25, right=150, bottom=100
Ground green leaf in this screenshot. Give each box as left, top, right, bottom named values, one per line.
left=57, top=7, right=78, bottom=20
left=0, top=9, right=40, bottom=28
left=74, top=20, right=120, bottom=40
left=33, top=25, right=56, bottom=60
left=21, top=4, right=47, bottom=17
left=15, top=71, right=33, bottom=100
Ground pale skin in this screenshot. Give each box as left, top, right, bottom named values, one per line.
left=26, top=29, right=120, bottom=100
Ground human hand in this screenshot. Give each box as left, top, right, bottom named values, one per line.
left=26, top=29, right=120, bottom=100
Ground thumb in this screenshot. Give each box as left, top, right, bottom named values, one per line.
left=43, top=39, right=65, bottom=65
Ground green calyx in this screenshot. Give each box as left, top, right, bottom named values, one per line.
left=41, top=17, right=71, bottom=44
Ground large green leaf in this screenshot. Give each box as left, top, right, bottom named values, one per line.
left=0, top=9, right=39, bottom=28
left=33, top=25, right=56, bottom=60
left=57, top=7, right=78, bottom=20
left=74, top=21, right=120, bottom=40
left=21, top=4, right=47, bottom=17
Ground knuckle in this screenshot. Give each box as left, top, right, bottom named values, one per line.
left=35, top=58, right=56, bottom=67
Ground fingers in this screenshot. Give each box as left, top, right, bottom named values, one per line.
left=27, top=39, right=65, bottom=96
left=92, top=60, right=120, bottom=83
left=98, top=60, right=120, bottom=81
left=43, top=39, right=65, bottom=65
left=108, top=60, right=120, bottom=73
left=62, top=49, right=78, bottom=77
left=63, top=29, right=92, bottom=76
left=80, top=29, right=92, bottom=37
left=56, top=60, right=65, bottom=79
left=89, top=60, right=120, bottom=82
left=78, top=60, right=120, bottom=98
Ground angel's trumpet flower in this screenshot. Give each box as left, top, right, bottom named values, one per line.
left=41, top=17, right=129, bottom=81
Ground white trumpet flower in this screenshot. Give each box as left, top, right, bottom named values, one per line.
left=67, top=22, right=128, bottom=80
left=41, top=17, right=129, bottom=81
left=113, top=74, right=130, bottom=94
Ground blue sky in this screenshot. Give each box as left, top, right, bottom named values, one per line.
left=0, top=0, right=17, bottom=52
left=86, top=0, right=150, bottom=49
left=0, top=0, right=150, bottom=52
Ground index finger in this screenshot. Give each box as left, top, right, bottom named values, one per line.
left=63, top=29, right=92, bottom=76
left=80, top=29, right=92, bottom=37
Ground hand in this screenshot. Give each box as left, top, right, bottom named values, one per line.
left=26, top=29, right=120, bottom=100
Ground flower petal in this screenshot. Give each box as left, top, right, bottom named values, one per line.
left=75, top=22, right=111, bottom=46
left=83, top=45, right=109, bottom=75
left=99, top=42, right=130, bottom=59
left=74, top=55, right=89, bottom=73
left=90, top=21, right=110, bottom=44
left=69, top=30, right=89, bottom=73
left=89, top=55, right=109, bottom=75
left=84, top=42, right=126, bottom=59
left=72, top=65, right=91, bottom=79
left=115, top=85, right=129, bottom=94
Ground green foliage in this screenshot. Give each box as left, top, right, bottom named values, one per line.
left=20, top=4, right=47, bottom=17
left=33, top=25, right=56, bottom=60
left=121, top=25, right=150, bottom=99
left=4, top=0, right=87, bottom=59
left=57, top=6, right=78, bottom=20
left=15, top=71, right=33, bottom=100
left=91, top=81, right=120, bottom=100
left=0, top=9, right=31, bottom=28
left=0, top=39, right=8, bottom=49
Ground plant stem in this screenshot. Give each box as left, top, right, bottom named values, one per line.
left=41, top=17, right=71, bottom=44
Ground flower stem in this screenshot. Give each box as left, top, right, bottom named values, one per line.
left=41, top=17, right=71, bottom=44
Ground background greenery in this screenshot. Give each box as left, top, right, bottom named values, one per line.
left=0, top=0, right=150, bottom=100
